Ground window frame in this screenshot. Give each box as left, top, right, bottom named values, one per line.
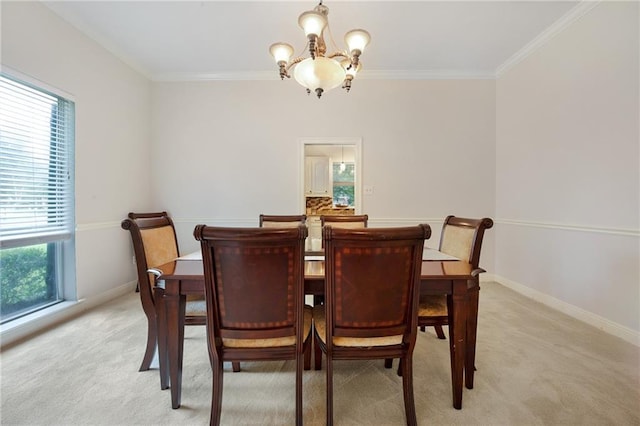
left=0, top=69, right=76, bottom=323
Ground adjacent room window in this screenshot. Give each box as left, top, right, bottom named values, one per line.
left=332, top=162, right=355, bottom=207
left=0, top=73, right=75, bottom=324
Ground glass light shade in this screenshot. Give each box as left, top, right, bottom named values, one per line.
left=345, top=29, right=371, bottom=53
left=269, top=43, right=294, bottom=64
left=293, top=57, right=346, bottom=91
left=341, top=59, right=361, bottom=78
left=298, top=11, right=327, bottom=37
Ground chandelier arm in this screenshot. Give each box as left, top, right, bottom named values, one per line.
left=293, top=41, right=311, bottom=62
left=316, top=34, right=328, bottom=57
left=323, top=17, right=343, bottom=56
left=285, top=57, right=306, bottom=72
left=327, top=52, right=349, bottom=60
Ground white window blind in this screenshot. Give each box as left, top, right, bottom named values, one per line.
left=0, top=74, right=75, bottom=249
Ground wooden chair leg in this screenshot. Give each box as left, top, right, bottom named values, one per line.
left=304, top=337, right=311, bottom=371
left=232, top=362, right=241, bottom=372
left=326, top=356, right=333, bottom=426
left=419, top=326, right=425, bottom=332
left=139, top=316, right=157, bottom=372
left=314, top=331, right=322, bottom=370
left=435, top=325, right=446, bottom=339
left=296, top=352, right=303, bottom=426
left=384, top=358, right=393, bottom=369
left=210, top=359, right=224, bottom=426
left=400, top=355, right=418, bottom=426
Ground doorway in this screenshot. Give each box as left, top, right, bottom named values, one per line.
left=299, top=137, right=362, bottom=214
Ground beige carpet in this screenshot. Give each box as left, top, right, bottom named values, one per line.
left=1, top=282, right=638, bottom=425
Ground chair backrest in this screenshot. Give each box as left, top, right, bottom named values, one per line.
left=323, top=224, right=431, bottom=346
left=438, top=216, right=494, bottom=267
left=194, top=225, right=308, bottom=346
left=259, top=214, right=307, bottom=228
left=320, top=214, right=368, bottom=229
left=121, top=211, right=179, bottom=305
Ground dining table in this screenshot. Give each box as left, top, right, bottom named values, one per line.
left=153, top=249, right=484, bottom=411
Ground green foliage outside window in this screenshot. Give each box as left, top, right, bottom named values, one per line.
left=333, top=186, right=355, bottom=206
left=333, top=163, right=355, bottom=207
left=0, top=245, right=54, bottom=320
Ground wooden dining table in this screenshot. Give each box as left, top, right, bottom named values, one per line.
left=154, top=252, right=484, bottom=411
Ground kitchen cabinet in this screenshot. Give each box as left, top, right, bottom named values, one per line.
left=304, top=156, right=332, bottom=197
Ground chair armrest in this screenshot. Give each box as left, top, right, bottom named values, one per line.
left=471, top=268, right=486, bottom=278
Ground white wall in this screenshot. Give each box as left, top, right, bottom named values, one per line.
left=150, top=79, right=497, bottom=256
left=495, top=2, right=639, bottom=342
left=3, top=1, right=637, bottom=347
left=1, top=1, right=152, bottom=304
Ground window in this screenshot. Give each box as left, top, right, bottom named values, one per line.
left=0, top=73, right=75, bottom=324
left=332, top=162, right=355, bottom=207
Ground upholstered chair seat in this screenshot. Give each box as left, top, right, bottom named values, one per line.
left=417, top=295, right=447, bottom=317
left=313, top=305, right=403, bottom=347
left=223, top=306, right=313, bottom=348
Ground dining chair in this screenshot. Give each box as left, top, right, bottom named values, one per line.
left=193, top=224, right=312, bottom=426
left=423, top=216, right=494, bottom=387
left=313, top=224, right=431, bottom=426
left=320, top=214, right=368, bottom=229
left=121, top=211, right=207, bottom=372
left=259, top=214, right=307, bottom=228
left=315, top=214, right=368, bottom=305
left=419, top=215, right=494, bottom=335
left=201, top=214, right=308, bottom=374
left=386, top=216, right=493, bottom=381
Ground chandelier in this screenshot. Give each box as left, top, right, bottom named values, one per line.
left=269, top=1, right=370, bottom=98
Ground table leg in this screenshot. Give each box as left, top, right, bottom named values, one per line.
left=154, top=286, right=169, bottom=390
left=465, top=281, right=480, bottom=390
left=165, top=279, right=186, bottom=409
left=448, top=279, right=467, bottom=410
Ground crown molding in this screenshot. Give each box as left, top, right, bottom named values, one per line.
left=152, top=71, right=276, bottom=82
left=151, top=69, right=496, bottom=82
left=496, top=0, right=601, bottom=77
left=359, top=70, right=496, bottom=80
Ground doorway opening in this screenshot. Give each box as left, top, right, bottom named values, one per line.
left=299, top=138, right=362, bottom=215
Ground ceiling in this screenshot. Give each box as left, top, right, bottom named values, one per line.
left=42, top=1, right=582, bottom=81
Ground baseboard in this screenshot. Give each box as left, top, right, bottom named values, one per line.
left=0, top=280, right=137, bottom=350
left=491, top=274, right=639, bottom=347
